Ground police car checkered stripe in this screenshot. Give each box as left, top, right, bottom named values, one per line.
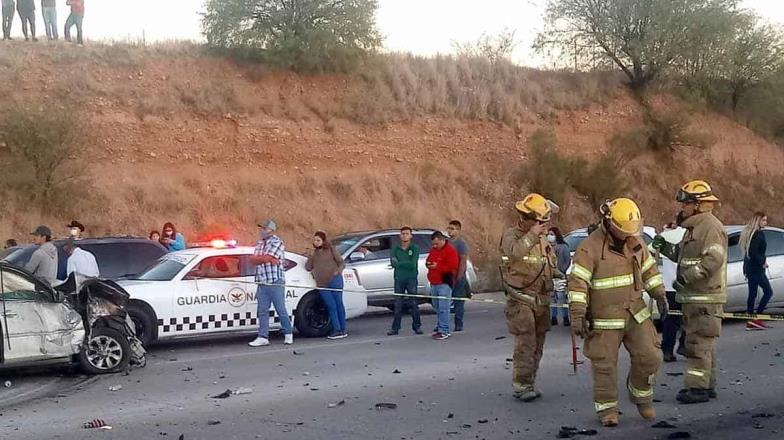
left=157, top=311, right=283, bottom=333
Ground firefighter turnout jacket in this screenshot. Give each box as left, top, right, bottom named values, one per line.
left=500, top=227, right=558, bottom=305
left=675, top=212, right=728, bottom=305
left=568, top=227, right=666, bottom=330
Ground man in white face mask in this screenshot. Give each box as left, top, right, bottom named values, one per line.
left=66, top=220, right=85, bottom=240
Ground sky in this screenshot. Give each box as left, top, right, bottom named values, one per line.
left=9, top=0, right=784, bottom=67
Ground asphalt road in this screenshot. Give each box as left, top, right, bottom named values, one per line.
left=1, top=295, right=782, bottom=440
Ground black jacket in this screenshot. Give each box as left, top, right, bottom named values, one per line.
left=743, top=230, right=767, bottom=276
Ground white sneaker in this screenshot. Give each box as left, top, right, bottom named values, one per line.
left=284, top=334, right=294, bottom=345
left=248, top=337, right=269, bottom=347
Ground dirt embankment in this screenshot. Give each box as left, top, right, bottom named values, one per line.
left=1, top=44, right=783, bottom=289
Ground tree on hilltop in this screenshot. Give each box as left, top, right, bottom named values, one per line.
left=202, top=0, right=382, bottom=73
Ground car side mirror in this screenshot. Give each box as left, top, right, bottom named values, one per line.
left=350, top=252, right=365, bottom=262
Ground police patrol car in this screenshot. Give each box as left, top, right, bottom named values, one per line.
left=116, top=241, right=368, bottom=345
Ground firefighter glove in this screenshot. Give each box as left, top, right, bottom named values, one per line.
left=571, top=315, right=588, bottom=338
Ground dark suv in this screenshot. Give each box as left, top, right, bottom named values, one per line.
left=1, top=237, right=168, bottom=280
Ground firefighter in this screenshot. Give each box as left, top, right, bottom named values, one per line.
left=500, top=193, right=561, bottom=402
left=652, top=180, right=727, bottom=404
left=568, top=198, right=668, bottom=427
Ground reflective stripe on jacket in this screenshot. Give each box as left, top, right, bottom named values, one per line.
left=675, top=212, right=728, bottom=304
left=567, top=226, right=666, bottom=330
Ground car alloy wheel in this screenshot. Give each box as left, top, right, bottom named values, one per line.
left=85, top=334, right=124, bottom=371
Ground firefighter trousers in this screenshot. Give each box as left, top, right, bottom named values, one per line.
left=504, top=298, right=550, bottom=392
left=682, top=303, right=722, bottom=389
left=584, top=317, right=662, bottom=414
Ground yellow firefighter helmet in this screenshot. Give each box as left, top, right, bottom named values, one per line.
left=515, top=193, right=556, bottom=222
left=602, top=198, right=642, bottom=235
left=676, top=180, right=720, bottom=203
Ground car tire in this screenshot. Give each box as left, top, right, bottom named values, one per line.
left=79, top=326, right=131, bottom=374
left=126, top=302, right=156, bottom=346
left=295, top=292, right=331, bottom=338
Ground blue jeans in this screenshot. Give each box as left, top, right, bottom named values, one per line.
left=550, top=281, right=568, bottom=320
left=391, top=277, right=422, bottom=332
left=432, top=283, right=452, bottom=334
left=256, top=283, right=292, bottom=338
left=747, top=271, right=774, bottom=315
left=320, top=275, right=346, bottom=333
left=452, top=277, right=469, bottom=329
left=64, top=12, right=82, bottom=44
left=42, top=7, right=57, bottom=39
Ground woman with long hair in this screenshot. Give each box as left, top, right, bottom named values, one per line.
left=739, top=212, right=773, bottom=330
left=305, top=231, right=347, bottom=339
left=548, top=226, right=571, bottom=326
left=161, top=222, right=186, bottom=252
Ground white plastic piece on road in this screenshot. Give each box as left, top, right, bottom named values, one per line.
left=233, top=387, right=253, bottom=395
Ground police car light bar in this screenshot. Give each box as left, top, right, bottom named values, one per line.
left=190, top=239, right=238, bottom=249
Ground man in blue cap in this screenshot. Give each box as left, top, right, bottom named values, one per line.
left=248, top=219, right=294, bottom=347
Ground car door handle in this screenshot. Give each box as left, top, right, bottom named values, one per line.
left=386, top=265, right=393, bottom=269
left=2, top=311, right=17, bottom=318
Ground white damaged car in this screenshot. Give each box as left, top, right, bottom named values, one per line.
left=0, top=263, right=145, bottom=374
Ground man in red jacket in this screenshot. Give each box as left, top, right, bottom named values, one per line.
left=427, top=231, right=459, bottom=340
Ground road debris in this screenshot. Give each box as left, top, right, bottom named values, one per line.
left=233, top=387, right=253, bottom=395
left=495, top=336, right=506, bottom=340
left=652, top=421, right=678, bottom=428
left=182, top=367, right=193, bottom=372
left=374, top=402, right=398, bottom=410
left=328, top=400, right=346, bottom=408
left=212, top=389, right=232, bottom=399
left=752, top=412, right=775, bottom=418
left=108, top=385, right=123, bottom=392
left=478, top=419, right=489, bottom=424
left=3, top=380, right=11, bottom=388
left=83, top=419, right=112, bottom=430
left=207, top=420, right=221, bottom=426
left=667, top=432, right=692, bottom=439
left=393, top=369, right=402, bottom=374
left=447, top=413, right=454, bottom=419
left=665, top=372, right=684, bottom=377
left=293, top=350, right=303, bottom=355
left=557, top=426, right=598, bottom=438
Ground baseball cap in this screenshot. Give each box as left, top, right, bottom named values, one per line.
left=257, top=219, right=277, bottom=231
left=30, top=225, right=52, bottom=236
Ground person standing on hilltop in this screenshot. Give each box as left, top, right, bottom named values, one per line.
left=17, top=0, right=36, bottom=41
left=64, top=0, right=83, bottom=46
left=2, top=0, right=15, bottom=40
left=40, top=0, right=57, bottom=40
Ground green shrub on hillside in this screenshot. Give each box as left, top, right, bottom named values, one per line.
left=0, top=105, right=90, bottom=211
left=202, top=0, right=382, bottom=73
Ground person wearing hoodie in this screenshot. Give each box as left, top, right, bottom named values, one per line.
left=306, top=231, right=347, bottom=339
left=160, top=222, right=186, bottom=252
left=25, top=225, right=58, bottom=286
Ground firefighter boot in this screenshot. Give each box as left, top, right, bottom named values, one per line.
left=637, top=403, right=656, bottom=420
left=513, top=383, right=542, bottom=402
left=598, top=408, right=619, bottom=427
left=677, top=388, right=710, bottom=404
